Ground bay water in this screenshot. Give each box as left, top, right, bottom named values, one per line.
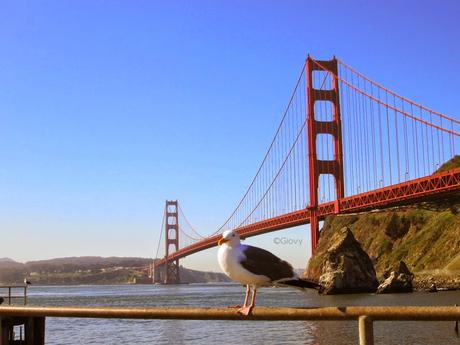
left=22, top=284, right=460, bottom=344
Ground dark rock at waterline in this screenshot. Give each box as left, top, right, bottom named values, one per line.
left=377, top=261, right=414, bottom=294
left=317, top=227, right=379, bottom=294
left=428, top=283, right=437, bottom=293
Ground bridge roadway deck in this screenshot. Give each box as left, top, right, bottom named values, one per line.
left=156, top=167, right=460, bottom=266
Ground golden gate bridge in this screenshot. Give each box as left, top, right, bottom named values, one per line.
left=152, top=56, right=460, bottom=284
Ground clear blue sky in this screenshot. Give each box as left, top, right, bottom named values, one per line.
left=1, top=0, right=459, bottom=271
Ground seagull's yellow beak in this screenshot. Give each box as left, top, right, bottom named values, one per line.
left=218, top=237, right=228, bottom=246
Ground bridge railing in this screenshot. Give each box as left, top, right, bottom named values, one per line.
left=0, top=305, right=459, bottom=345
left=0, top=285, right=28, bottom=305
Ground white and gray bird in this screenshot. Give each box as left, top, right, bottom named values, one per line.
left=217, top=229, right=320, bottom=315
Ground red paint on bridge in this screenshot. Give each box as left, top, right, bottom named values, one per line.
left=153, top=56, right=460, bottom=282
left=155, top=167, right=460, bottom=267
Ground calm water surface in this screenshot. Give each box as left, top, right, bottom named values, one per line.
left=23, top=284, right=460, bottom=344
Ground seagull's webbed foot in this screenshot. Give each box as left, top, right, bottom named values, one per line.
left=237, top=305, right=253, bottom=316
left=235, top=285, right=256, bottom=315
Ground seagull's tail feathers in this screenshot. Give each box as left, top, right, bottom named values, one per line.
left=278, top=277, right=321, bottom=290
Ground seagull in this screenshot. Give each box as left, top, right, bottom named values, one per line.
left=217, top=229, right=320, bottom=315
left=24, top=278, right=32, bottom=285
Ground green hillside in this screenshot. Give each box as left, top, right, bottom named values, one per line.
left=310, top=205, right=459, bottom=277
left=307, top=156, right=460, bottom=279
left=435, top=155, right=460, bottom=173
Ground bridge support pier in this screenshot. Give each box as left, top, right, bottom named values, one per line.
left=165, top=260, right=180, bottom=285
left=152, top=259, right=163, bottom=284
left=306, top=56, right=344, bottom=254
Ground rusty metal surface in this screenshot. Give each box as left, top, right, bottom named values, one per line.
left=1, top=306, right=459, bottom=321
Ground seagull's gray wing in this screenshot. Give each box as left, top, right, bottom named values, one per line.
left=239, top=245, right=295, bottom=281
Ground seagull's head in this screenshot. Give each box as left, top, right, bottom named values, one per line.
left=218, top=230, right=241, bottom=246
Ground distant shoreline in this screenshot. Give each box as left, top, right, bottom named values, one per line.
left=0, top=256, right=230, bottom=285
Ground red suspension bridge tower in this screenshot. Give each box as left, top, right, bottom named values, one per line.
left=164, top=200, right=180, bottom=284
left=306, top=56, right=344, bottom=251
left=153, top=200, right=181, bottom=284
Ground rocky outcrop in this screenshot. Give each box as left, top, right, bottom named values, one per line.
left=377, top=261, right=414, bottom=293
left=314, top=227, right=379, bottom=294
left=428, top=283, right=438, bottom=293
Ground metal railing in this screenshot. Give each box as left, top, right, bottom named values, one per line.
left=0, top=286, right=28, bottom=306
left=0, top=305, right=459, bottom=345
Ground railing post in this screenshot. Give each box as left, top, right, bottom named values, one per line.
left=35, top=317, right=46, bottom=345
left=0, top=317, right=7, bottom=345
left=358, top=315, right=374, bottom=345
left=24, top=317, right=45, bottom=345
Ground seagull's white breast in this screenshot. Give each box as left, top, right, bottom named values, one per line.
left=218, top=243, right=270, bottom=286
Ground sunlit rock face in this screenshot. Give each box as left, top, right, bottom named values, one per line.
left=377, top=261, right=414, bottom=294
left=310, top=227, right=379, bottom=294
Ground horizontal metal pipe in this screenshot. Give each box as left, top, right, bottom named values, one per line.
left=0, top=306, right=459, bottom=321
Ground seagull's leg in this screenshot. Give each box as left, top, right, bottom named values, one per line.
left=229, top=285, right=249, bottom=308
left=238, top=286, right=256, bottom=316
left=249, top=288, right=257, bottom=308
left=242, top=285, right=250, bottom=307
left=247, top=287, right=257, bottom=312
